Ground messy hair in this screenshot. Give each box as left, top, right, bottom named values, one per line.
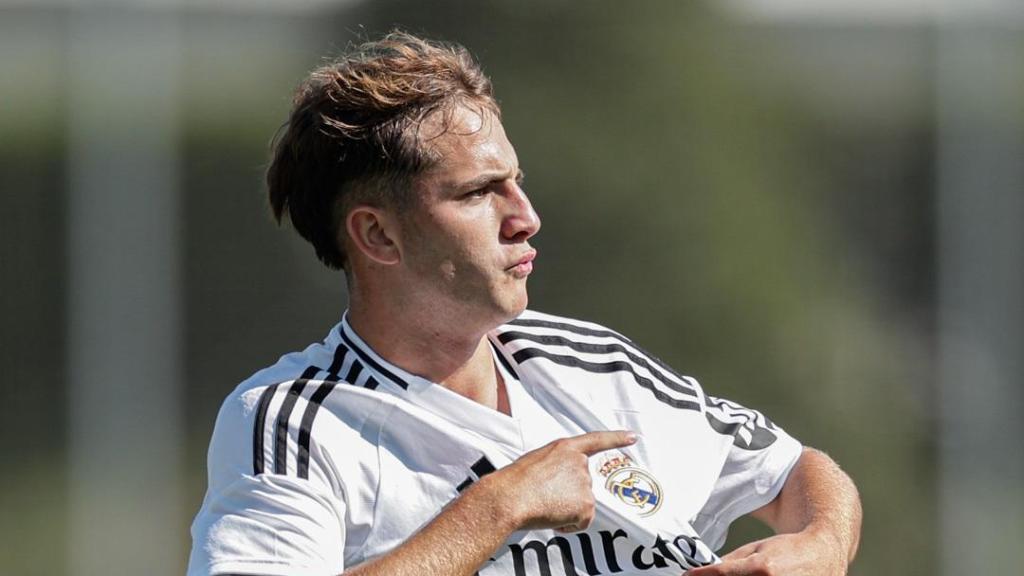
left=267, top=31, right=499, bottom=270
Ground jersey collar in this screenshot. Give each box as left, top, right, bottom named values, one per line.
left=337, top=311, right=529, bottom=449
left=337, top=312, right=430, bottom=392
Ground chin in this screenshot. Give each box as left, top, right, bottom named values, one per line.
left=459, top=283, right=529, bottom=329
left=497, top=291, right=529, bottom=322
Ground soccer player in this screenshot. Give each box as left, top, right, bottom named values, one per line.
left=188, top=32, right=861, bottom=576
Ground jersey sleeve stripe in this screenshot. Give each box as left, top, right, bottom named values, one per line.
left=272, top=366, right=321, bottom=475
left=508, top=317, right=632, bottom=342
left=511, top=347, right=703, bottom=412
left=507, top=317, right=701, bottom=391
left=257, top=343, right=393, bottom=480
left=703, top=395, right=780, bottom=450
left=296, top=379, right=340, bottom=480
left=252, top=383, right=281, bottom=474
left=497, top=331, right=697, bottom=398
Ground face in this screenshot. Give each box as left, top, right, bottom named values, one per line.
left=396, top=104, right=541, bottom=326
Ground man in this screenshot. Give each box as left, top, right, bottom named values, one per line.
left=188, top=32, right=861, bottom=576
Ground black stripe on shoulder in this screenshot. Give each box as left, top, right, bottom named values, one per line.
left=704, top=395, right=780, bottom=451
left=339, top=330, right=409, bottom=390
left=252, top=383, right=280, bottom=475
left=508, top=317, right=633, bottom=342
left=511, top=347, right=702, bottom=412
left=507, top=317, right=700, bottom=392
left=296, top=379, right=340, bottom=479
left=293, top=344, right=382, bottom=479
left=489, top=340, right=520, bottom=380
left=272, top=365, right=321, bottom=475
left=498, top=331, right=695, bottom=398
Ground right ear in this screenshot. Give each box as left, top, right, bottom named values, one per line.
left=345, top=205, right=402, bottom=266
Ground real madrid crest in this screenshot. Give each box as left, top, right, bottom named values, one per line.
left=597, top=452, right=663, bottom=517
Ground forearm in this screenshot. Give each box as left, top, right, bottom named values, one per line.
left=344, top=475, right=517, bottom=576
left=753, top=447, right=862, bottom=563
left=343, top=431, right=635, bottom=576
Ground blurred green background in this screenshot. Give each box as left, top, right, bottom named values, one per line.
left=2, top=1, right=1022, bottom=575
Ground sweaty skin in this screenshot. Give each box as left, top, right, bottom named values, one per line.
left=345, top=106, right=539, bottom=409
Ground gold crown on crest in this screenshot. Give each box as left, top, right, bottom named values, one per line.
left=598, top=454, right=634, bottom=478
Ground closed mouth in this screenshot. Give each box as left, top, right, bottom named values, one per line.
left=507, top=249, right=537, bottom=270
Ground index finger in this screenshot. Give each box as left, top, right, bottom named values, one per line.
left=565, top=430, right=637, bottom=456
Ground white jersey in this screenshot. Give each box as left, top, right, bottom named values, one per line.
left=188, top=310, right=802, bottom=576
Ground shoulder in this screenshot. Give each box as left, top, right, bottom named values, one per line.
left=213, top=330, right=345, bottom=455
left=495, top=309, right=676, bottom=378
left=493, top=309, right=639, bottom=360
left=494, top=309, right=706, bottom=413
left=193, top=328, right=392, bottom=573
left=496, top=308, right=633, bottom=341
left=206, top=325, right=391, bottom=492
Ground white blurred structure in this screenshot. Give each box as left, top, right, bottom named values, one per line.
left=61, top=1, right=354, bottom=575
left=66, top=6, right=185, bottom=576
left=721, top=1, right=1024, bottom=573
left=935, top=19, right=1024, bottom=576
left=724, top=0, right=1024, bottom=26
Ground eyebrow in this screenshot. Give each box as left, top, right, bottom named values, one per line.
left=452, top=168, right=525, bottom=192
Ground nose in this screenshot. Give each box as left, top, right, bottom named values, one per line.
left=501, top=183, right=541, bottom=242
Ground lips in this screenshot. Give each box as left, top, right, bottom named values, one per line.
left=507, top=249, right=537, bottom=277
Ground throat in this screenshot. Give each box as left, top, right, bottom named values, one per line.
left=495, top=374, right=511, bottom=416
left=440, top=343, right=512, bottom=416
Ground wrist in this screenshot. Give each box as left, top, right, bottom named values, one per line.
left=466, top=472, right=523, bottom=536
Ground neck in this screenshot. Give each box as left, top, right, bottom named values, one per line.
left=347, top=290, right=509, bottom=412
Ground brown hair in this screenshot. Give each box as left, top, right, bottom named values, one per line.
left=267, top=31, right=499, bottom=270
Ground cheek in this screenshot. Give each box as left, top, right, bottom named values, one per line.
left=407, top=229, right=478, bottom=283
left=440, top=260, right=456, bottom=281
left=432, top=217, right=495, bottom=260
left=406, top=209, right=499, bottom=279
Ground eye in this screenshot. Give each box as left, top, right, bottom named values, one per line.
left=463, top=186, right=490, bottom=200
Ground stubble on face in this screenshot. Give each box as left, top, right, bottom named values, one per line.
left=397, top=104, right=534, bottom=325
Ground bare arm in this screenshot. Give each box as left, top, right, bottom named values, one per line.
left=686, top=447, right=862, bottom=576
left=341, top=474, right=516, bottom=576
left=750, top=448, right=862, bottom=564
left=343, top=430, right=637, bottom=576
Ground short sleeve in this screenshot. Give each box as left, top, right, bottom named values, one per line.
left=187, top=381, right=351, bottom=576
left=187, top=473, right=346, bottom=576
left=690, top=394, right=803, bottom=551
